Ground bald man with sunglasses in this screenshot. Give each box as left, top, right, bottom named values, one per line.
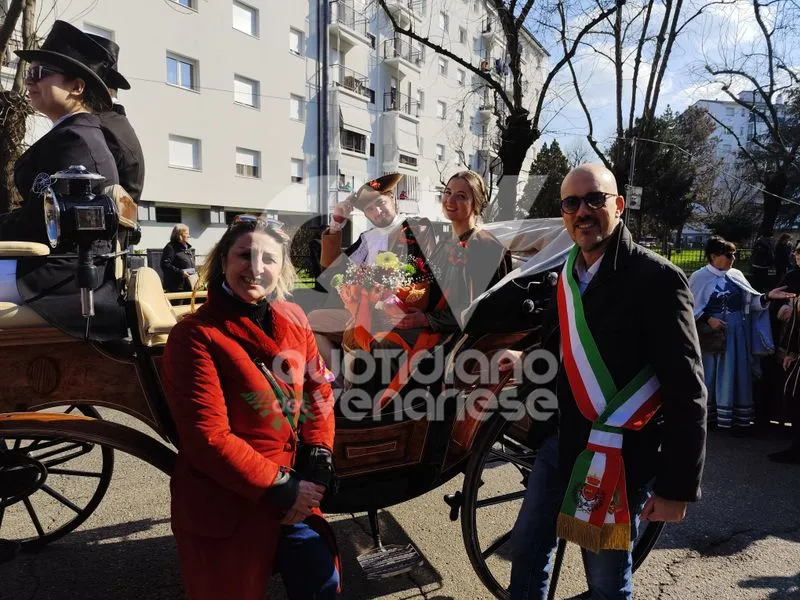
left=509, top=164, right=707, bottom=600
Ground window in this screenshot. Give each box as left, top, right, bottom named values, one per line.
left=83, top=24, right=114, bottom=40
left=457, top=69, right=466, bottom=86
left=468, top=154, right=474, bottom=169
left=233, top=0, right=259, bottom=37
left=233, top=74, right=259, bottom=108
left=341, top=129, right=367, bottom=154
left=417, top=90, right=425, bottom=110
left=289, top=28, right=304, bottom=55
left=168, top=135, right=201, bottom=170
left=435, top=144, right=445, bottom=162
left=438, top=57, right=448, bottom=76
left=456, top=109, right=464, bottom=127
left=436, top=100, right=446, bottom=119
left=166, top=53, right=197, bottom=90
left=236, top=148, right=260, bottom=178
left=291, top=158, right=304, bottom=183
left=399, top=154, right=418, bottom=167
left=725, top=107, right=735, bottom=117
left=172, top=0, right=195, bottom=7
left=155, top=207, right=182, bottom=223
left=439, top=11, right=449, bottom=31
left=459, top=27, right=467, bottom=44
left=289, top=94, right=305, bottom=121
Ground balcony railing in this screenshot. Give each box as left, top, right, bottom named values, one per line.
left=383, top=90, right=420, bottom=118
left=330, top=64, right=371, bottom=99
left=383, top=38, right=423, bottom=65
left=387, top=0, right=425, bottom=15
left=329, top=1, right=369, bottom=37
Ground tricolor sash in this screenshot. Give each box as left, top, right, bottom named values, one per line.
left=556, top=246, right=661, bottom=553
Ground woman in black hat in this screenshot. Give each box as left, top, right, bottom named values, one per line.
left=10, top=20, right=119, bottom=220
left=0, top=20, right=125, bottom=341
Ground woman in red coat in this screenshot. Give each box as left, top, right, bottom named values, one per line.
left=161, top=216, right=339, bottom=599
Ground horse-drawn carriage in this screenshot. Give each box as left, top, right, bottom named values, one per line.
left=0, top=177, right=663, bottom=599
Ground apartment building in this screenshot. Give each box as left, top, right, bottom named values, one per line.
left=693, top=91, right=787, bottom=164
left=1, top=0, right=547, bottom=256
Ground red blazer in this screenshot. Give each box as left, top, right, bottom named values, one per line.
left=161, top=288, right=336, bottom=598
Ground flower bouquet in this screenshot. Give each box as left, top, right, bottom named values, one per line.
left=331, top=251, right=434, bottom=351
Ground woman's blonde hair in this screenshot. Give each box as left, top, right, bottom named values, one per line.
left=170, top=223, right=190, bottom=244
left=198, top=220, right=296, bottom=302
left=446, top=170, right=489, bottom=217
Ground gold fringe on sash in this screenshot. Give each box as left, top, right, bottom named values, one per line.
left=557, top=514, right=631, bottom=554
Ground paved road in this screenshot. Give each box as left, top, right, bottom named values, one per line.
left=2, top=422, right=799, bottom=599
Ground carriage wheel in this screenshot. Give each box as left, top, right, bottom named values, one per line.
left=460, top=414, right=665, bottom=599
left=0, top=405, right=114, bottom=551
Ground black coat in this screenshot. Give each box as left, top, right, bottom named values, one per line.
left=0, top=112, right=126, bottom=342
left=98, top=104, right=145, bottom=203
left=161, top=240, right=196, bottom=292
left=541, top=224, right=707, bottom=502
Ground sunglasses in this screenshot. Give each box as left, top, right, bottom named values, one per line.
left=560, top=191, right=616, bottom=214
left=724, top=252, right=736, bottom=259
left=229, top=214, right=284, bottom=230
left=25, top=65, right=65, bottom=84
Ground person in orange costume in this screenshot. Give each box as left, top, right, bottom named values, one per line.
left=161, top=216, right=339, bottom=600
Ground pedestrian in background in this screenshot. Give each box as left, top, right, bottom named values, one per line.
left=774, top=234, right=793, bottom=281
left=160, top=224, right=196, bottom=293
left=750, top=233, right=775, bottom=292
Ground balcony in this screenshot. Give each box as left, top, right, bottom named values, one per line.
left=384, top=90, right=420, bottom=120
left=478, top=101, right=494, bottom=121
left=384, top=0, right=424, bottom=28
left=329, top=1, right=371, bottom=49
left=481, top=18, right=503, bottom=48
left=340, top=129, right=367, bottom=155
left=330, top=64, right=372, bottom=101
left=383, top=38, right=423, bottom=75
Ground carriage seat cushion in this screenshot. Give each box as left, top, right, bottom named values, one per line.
left=0, top=242, right=51, bottom=257
left=0, top=302, right=49, bottom=328
left=129, top=267, right=178, bottom=346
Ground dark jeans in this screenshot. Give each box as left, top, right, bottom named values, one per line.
left=510, top=436, right=645, bottom=600
left=275, top=522, right=339, bottom=599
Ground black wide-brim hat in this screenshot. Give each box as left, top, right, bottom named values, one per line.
left=15, top=20, right=113, bottom=107
left=350, top=173, right=404, bottom=210
left=86, top=33, right=131, bottom=90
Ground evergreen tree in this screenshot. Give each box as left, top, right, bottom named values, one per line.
left=523, top=141, right=571, bottom=218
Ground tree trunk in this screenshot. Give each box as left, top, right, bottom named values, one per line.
left=0, top=91, right=31, bottom=214
left=497, top=110, right=536, bottom=221
left=759, top=172, right=787, bottom=237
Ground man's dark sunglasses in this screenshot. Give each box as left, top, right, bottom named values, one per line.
left=25, top=65, right=65, bottom=84
left=724, top=251, right=736, bottom=259
left=560, top=191, right=616, bottom=214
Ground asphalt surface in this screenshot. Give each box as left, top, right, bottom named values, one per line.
left=1, top=418, right=799, bottom=600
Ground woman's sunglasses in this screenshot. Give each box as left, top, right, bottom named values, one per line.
left=25, top=65, right=65, bottom=84
left=560, top=191, right=616, bottom=214
left=229, top=214, right=284, bottom=230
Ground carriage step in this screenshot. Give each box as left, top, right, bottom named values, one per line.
left=357, top=543, right=423, bottom=580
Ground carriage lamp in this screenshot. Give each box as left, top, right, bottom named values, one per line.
left=42, top=165, right=119, bottom=319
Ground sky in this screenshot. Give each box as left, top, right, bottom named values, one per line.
left=531, top=0, right=798, bottom=159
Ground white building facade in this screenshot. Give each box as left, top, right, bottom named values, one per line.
left=1, top=0, right=546, bottom=260
left=693, top=91, right=787, bottom=164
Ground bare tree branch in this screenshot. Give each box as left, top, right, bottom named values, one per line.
left=531, top=0, right=621, bottom=136
left=377, top=0, right=513, bottom=110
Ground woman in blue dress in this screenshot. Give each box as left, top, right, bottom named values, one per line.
left=689, top=236, right=794, bottom=433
